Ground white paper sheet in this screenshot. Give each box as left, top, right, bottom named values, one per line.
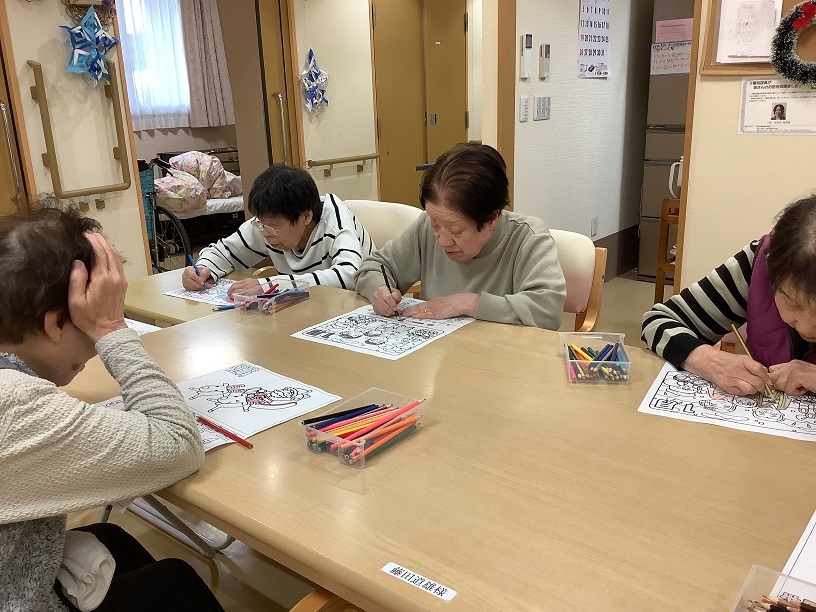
left=739, top=77, right=816, bottom=135
left=638, top=362, right=816, bottom=442
left=655, top=18, right=693, bottom=43
left=162, top=279, right=235, bottom=306
left=292, top=298, right=474, bottom=360
left=774, top=509, right=816, bottom=602
left=650, top=41, right=692, bottom=75
left=124, top=318, right=161, bottom=335
left=716, top=0, right=782, bottom=63
left=96, top=362, right=341, bottom=450
left=578, top=0, right=611, bottom=78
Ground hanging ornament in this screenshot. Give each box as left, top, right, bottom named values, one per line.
left=771, top=1, right=816, bottom=85
left=300, top=49, right=329, bottom=114
left=60, top=6, right=119, bottom=88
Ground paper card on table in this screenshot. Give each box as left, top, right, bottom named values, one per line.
left=772, top=509, right=816, bottom=602
left=655, top=18, right=693, bottom=43
left=162, top=279, right=235, bottom=306
left=291, top=298, right=474, bottom=360
left=95, top=362, right=341, bottom=448
left=124, top=318, right=161, bottom=336
left=638, top=362, right=816, bottom=442
left=381, top=563, right=457, bottom=601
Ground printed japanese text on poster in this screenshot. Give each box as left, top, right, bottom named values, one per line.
left=578, top=0, right=610, bottom=78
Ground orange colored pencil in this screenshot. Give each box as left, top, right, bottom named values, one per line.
left=350, top=421, right=416, bottom=462
left=332, top=399, right=424, bottom=451
left=358, top=415, right=419, bottom=442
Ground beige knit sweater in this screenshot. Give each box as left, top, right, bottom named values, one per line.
left=0, top=328, right=204, bottom=611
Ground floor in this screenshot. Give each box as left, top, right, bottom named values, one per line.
left=69, top=271, right=665, bottom=612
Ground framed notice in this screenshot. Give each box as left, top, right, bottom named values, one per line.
left=738, top=77, right=816, bottom=133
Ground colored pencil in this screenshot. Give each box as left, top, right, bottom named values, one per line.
left=380, top=263, right=399, bottom=316
left=333, top=399, right=424, bottom=451
left=730, top=323, right=774, bottom=398
left=350, top=424, right=418, bottom=463
left=212, top=304, right=236, bottom=311
left=319, top=406, right=398, bottom=431
left=197, top=415, right=253, bottom=449
left=302, top=403, right=381, bottom=427
left=358, top=415, right=419, bottom=441
left=188, top=254, right=209, bottom=290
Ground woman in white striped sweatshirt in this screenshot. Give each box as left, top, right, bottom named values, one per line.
left=183, top=164, right=375, bottom=295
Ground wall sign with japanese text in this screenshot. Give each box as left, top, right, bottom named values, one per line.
left=578, top=0, right=610, bottom=78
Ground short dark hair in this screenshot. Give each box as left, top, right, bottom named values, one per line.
left=767, top=194, right=816, bottom=301
left=774, top=104, right=785, bottom=112
left=248, top=164, right=322, bottom=224
left=419, top=143, right=509, bottom=230
left=0, top=206, right=100, bottom=343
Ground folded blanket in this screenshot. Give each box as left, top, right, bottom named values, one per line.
left=56, top=530, right=116, bottom=612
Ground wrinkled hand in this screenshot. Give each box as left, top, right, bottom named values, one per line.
left=182, top=265, right=212, bottom=291
left=226, top=278, right=262, bottom=297
left=371, top=284, right=402, bottom=317
left=770, top=360, right=816, bottom=396
left=682, top=344, right=770, bottom=396
left=68, top=232, right=128, bottom=344
left=401, top=293, right=480, bottom=320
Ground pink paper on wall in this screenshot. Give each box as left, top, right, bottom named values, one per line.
left=655, top=18, right=693, bottom=43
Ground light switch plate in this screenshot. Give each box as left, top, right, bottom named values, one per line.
left=519, top=96, right=529, bottom=122
left=533, top=95, right=550, bottom=120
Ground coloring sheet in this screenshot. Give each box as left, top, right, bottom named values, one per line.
left=94, top=361, right=341, bottom=450
left=771, top=509, right=816, bottom=603
left=638, top=362, right=816, bottom=442
left=162, top=279, right=235, bottom=306
left=291, top=298, right=474, bottom=360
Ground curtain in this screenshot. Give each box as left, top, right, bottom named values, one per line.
left=117, top=0, right=191, bottom=131
left=178, top=0, right=235, bottom=128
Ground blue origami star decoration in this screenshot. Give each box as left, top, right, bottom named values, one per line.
left=300, top=49, right=329, bottom=113
left=60, top=7, right=119, bottom=87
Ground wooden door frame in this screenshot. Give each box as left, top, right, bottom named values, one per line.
left=497, top=0, right=515, bottom=208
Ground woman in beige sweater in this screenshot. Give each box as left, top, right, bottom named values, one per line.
left=0, top=208, right=223, bottom=611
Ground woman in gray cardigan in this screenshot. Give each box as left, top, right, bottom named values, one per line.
left=0, top=208, right=223, bottom=611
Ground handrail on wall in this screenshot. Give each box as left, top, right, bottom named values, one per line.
left=27, top=59, right=131, bottom=199
left=306, top=153, right=378, bottom=177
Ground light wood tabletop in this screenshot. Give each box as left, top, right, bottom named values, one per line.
left=124, top=268, right=254, bottom=325
left=65, top=287, right=816, bottom=611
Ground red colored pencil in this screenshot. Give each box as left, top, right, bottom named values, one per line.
left=263, top=283, right=280, bottom=295
left=197, top=415, right=253, bottom=449
left=334, top=399, right=424, bottom=451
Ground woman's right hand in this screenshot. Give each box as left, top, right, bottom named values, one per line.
left=371, top=284, right=403, bottom=317
left=682, top=344, right=771, bottom=396
left=182, top=265, right=212, bottom=291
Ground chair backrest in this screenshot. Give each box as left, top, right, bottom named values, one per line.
left=344, top=199, right=423, bottom=249
left=549, top=229, right=607, bottom=332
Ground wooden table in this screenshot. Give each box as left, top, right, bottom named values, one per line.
left=66, top=287, right=816, bottom=611
left=125, top=268, right=253, bottom=325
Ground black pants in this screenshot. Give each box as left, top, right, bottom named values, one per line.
left=54, top=522, right=224, bottom=612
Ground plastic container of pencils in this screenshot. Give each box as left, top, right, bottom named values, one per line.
left=559, top=332, right=630, bottom=384
left=231, top=280, right=310, bottom=314
left=730, top=564, right=816, bottom=611
left=301, top=388, right=424, bottom=469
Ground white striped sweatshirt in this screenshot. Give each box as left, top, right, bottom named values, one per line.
left=196, top=194, right=376, bottom=290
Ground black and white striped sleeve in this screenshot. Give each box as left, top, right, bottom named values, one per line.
left=195, top=220, right=267, bottom=281
left=641, top=241, right=758, bottom=369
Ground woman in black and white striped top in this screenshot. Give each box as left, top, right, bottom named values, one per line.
left=182, top=164, right=375, bottom=295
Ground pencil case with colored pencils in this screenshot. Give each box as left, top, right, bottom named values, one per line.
left=231, top=280, right=310, bottom=315
left=730, top=564, right=816, bottom=611
left=301, top=387, right=424, bottom=469
left=559, top=332, right=630, bottom=384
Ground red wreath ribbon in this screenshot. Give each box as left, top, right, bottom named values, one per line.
left=793, top=1, right=816, bottom=30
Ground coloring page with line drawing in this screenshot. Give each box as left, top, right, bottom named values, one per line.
left=162, top=279, right=235, bottom=306
left=94, top=362, right=340, bottom=448
left=94, top=396, right=232, bottom=452
left=291, top=298, right=474, bottom=360
left=638, top=362, right=816, bottom=442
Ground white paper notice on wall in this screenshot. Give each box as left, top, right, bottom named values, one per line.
left=650, top=41, right=692, bottom=75
left=716, top=0, right=782, bottom=63
left=739, top=77, right=816, bottom=134
left=578, top=0, right=610, bottom=79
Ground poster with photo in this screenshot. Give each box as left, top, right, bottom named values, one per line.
left=739, top=78, right=816, bottom=134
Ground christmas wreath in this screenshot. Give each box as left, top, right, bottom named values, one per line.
left=771, top=1, right=816, bottom=84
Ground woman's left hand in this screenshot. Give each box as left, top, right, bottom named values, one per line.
left=401, top=293, right=480, bottom=320
left=769, top=360, right=816, bottom=396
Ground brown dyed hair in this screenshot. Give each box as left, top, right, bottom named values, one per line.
left=419, top=143, right=509, bottom=230
left=0, top=206, right=100, bottom=343
left=767, top=194, right=816, bottom=301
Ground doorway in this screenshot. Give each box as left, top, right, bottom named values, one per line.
left=0, top=43, right=26, bottom=217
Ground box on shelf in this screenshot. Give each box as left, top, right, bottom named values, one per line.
left=302, top=387, right=423, bottom=469
left=558, top=331, right=630, bottom=384
left=730, top=564, right=816, bottom=611
left=231, top=280, right=310, bottom=315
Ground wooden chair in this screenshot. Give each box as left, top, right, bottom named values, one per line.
left=289, top=588, right=363, bottom=612
left=550, top=229, right=608, bottom=332
left=654, top=197, right=682, bottom=304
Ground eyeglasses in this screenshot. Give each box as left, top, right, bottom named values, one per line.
left=250, top=217, right=284, bottom=236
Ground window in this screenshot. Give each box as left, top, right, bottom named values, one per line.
left=117, top=0, right=191, bottom=130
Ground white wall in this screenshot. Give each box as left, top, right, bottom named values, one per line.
left=4, top=0, right=148, bottom=278
left=512, top=0, right=652, bottom=240
left=681, top=0, right=816, bottom=286
left=291, top=0, right=378, bottom=200
left=467, top=0, right=483, bottom=143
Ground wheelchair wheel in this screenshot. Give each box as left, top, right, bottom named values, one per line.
left=153, top=205, right=192, bottom=272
